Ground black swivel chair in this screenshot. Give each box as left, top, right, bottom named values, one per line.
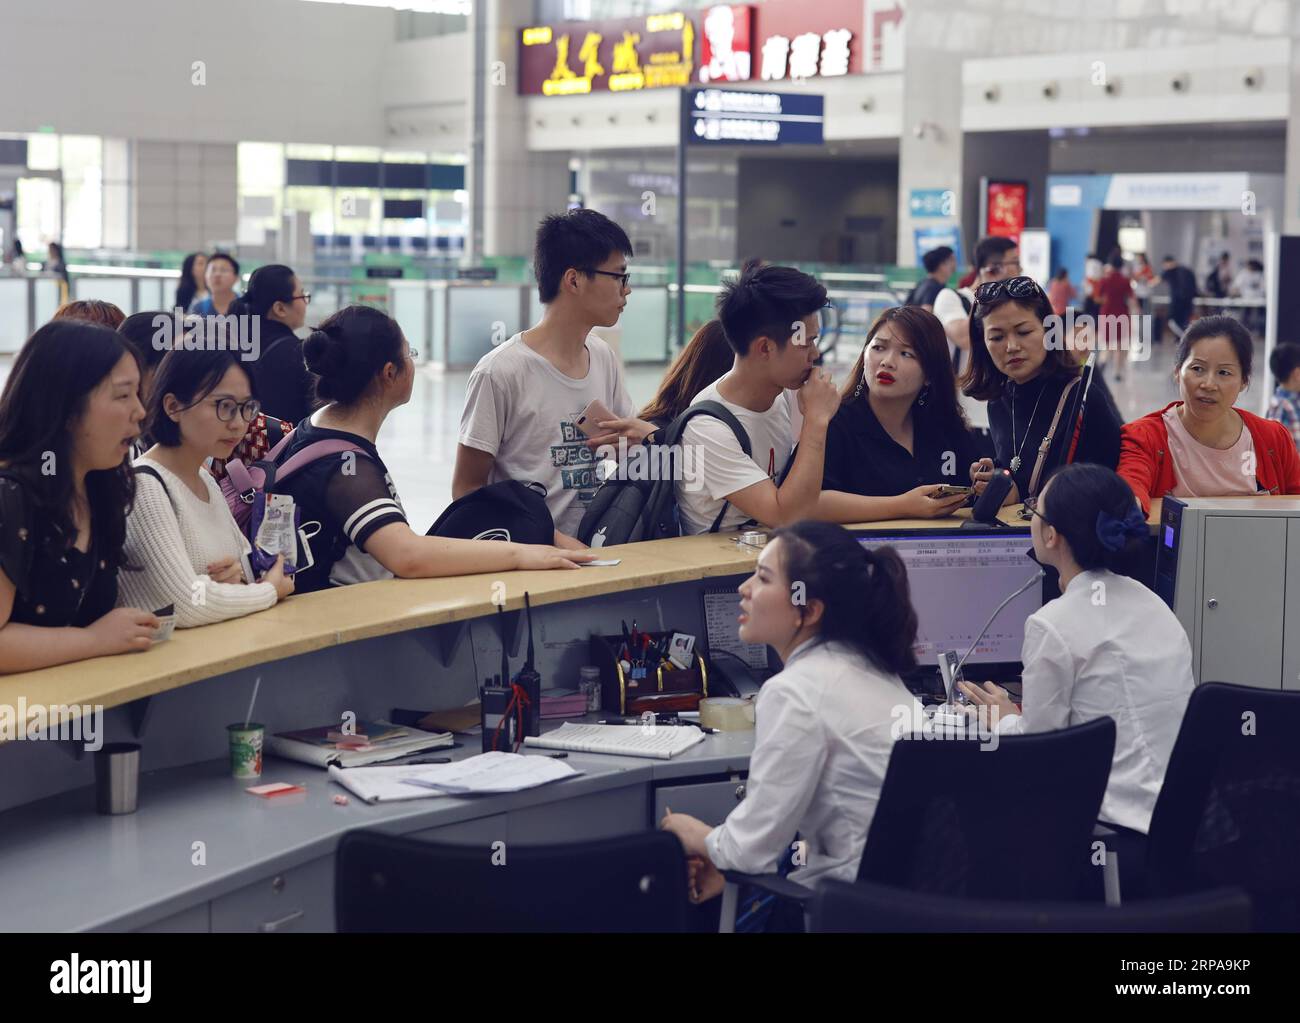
left=811, top=878, right=1252, bottom=933
left=720, top=716, right=1117, bottom=926
left=336, top=829, right=689, bottom=932
left=1145, top=682, right=1300, bottom=932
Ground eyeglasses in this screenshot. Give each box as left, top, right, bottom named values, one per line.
left=212, top=397, right=262, bottom=423
left=974, top=275, right=1044, bottom=304
left=290, top=292, right=312, bottom=305
left=406, top=345, right=419, bottom=360
left=1020, top=494, right=1048, bottom=523
left=583, top=268, right=631, bottom=288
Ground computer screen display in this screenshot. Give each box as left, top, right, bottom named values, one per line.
left=858, top=532, right=1044, bottom=666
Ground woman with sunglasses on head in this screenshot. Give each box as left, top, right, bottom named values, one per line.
left=119, top=349, right=292, bottom=627
left=960, top=464, right=1194, bottom=893
left=814, top=306, right=978, bottom=522
left=965, top=275, right=1122, bottom=507
left=234, top=263, right=315, bottom=426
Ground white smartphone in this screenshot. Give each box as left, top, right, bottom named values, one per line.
left=575, top=398, right=618, bottom=439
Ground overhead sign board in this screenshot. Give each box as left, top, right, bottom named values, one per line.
left=683, top=88, right=824, bottom=145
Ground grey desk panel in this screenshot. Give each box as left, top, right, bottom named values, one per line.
left=0, top=744, right=657, bottom=933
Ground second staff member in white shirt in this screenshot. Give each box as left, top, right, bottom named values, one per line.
left=961, top=463, right=1194, bottom=889
left=661, top=521, right=922, bottom=912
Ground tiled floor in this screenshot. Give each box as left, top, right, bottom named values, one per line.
left=0, top=335, right=1259, bottom=532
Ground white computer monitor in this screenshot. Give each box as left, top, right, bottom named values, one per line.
left=858, top=531, right=1045, bottom=673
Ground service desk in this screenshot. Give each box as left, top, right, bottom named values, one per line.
left=0, top=508, right=1049, bottom=932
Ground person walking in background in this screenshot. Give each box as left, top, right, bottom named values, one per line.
left=190, top=252, right=240, bottom=315
left=1047, top=268, right=1076, bottom=317
left=1096, top=255, right=1141, bottom=382
left=1160, top=255, right=1198, bottom=343
left=905, top=246, right=956, bottom=311
left=1266, top=343, right=1300, bottom=453
left=175, top=252, right=208, bottom=313
left=45, top=241, right=69, bottom=301
left=1205, top=251, right=1232, bottom=299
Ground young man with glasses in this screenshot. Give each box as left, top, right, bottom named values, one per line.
left=932, top=235, right=1020, bottom=374
left=454, top=209, right=651, bottom=546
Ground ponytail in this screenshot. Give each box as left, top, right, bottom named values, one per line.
left=772, top=520, right=918, bottom=676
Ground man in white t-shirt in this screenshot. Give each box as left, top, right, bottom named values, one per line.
left=933, top=235, right=1019, bottom=375
left=454, top=210, right=655, bottom=544
left=676, top=263, right=841, bottom=535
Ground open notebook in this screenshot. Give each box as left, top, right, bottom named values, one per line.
left=523, top=723, right=706, bottom=760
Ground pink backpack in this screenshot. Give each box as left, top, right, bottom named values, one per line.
left=220, top=429, right=368, bottom=571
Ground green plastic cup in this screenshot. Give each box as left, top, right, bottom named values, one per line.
left=228, top=722, right=264, bottom=779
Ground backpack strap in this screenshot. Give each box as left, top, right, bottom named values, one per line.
left=273, top=438, right=371, bottom=485
left=133, top=464, right=174, bottom=507
left=666, top=401, right=755, bottom=534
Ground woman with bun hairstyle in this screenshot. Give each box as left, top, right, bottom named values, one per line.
left=1118, top=315, right=1300, bottom=516
left=276, top=305, right=595, bottom=592
left=961, top=464, right=1193, bottom=880
left=815, top=306, right=978, bottom=522
left=236, top=263, right=315, bottom=424
left=0, top=320, right=161, bottom=672
left=662, top=521, right=922, bottom=922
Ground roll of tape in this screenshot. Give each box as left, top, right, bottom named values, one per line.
left=699, top=696, right=756, bottom=731
left=740, top=530, right=767, bottom=548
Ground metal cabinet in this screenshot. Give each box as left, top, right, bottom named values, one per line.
left=209, top=855, right=336, bottom=933
left=1199, top=517, right=1287, bottom=688
left=652, top=775, right=747, bottom=827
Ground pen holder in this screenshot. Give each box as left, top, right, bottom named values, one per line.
left=588, top=631, right=709, bottom=715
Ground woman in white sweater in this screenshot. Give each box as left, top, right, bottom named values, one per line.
left=119, top=349, right=292, bottom=626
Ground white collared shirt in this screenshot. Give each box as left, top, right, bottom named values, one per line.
left=706, top=640, right=920, bottom=889
left=997, top=569, right=1194, bottom=833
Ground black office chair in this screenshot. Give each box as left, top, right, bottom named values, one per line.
left=1145, top=682, right=1300, bottom=932
left=336, top=829, right=689, bottom=932
left=811, top=878, right=1252, bottom=933
left=721, top=716, right=1117, bottom=927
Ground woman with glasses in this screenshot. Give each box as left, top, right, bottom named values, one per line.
left=236, top=263, right=315, bottom=426
left=965, top=275, right=1122, bottom=507
left=120, top=349, right=293, bottom=627
left=960, top=464, right=1193, bottom=895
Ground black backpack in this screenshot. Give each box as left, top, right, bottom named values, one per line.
left=576, top=401, right=752, bottom=548
left=427, top=480, right=555, bottom=545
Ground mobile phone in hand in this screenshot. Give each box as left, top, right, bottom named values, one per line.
left=575, top=399, right=618, bottom=439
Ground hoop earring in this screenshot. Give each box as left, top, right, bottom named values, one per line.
left=852, top=379, right=865, bottom=400
left=916, top=384, right=931, bottom=407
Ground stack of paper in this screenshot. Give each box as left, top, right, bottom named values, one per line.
left=328, top=752, right=581, bottom=804
left=523, top=722, right=706, bottom=760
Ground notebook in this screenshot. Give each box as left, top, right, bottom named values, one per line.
left=523, top=722, right=706, bottom=760
left=268, top=720, right=453, bottom=768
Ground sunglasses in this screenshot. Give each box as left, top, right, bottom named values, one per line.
left=974, top=275, right=1045, bottom=304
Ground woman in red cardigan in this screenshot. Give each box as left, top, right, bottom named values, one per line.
left=1119, top=315, right=1300, bottom=515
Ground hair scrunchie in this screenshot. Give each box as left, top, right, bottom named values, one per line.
left=1095, top=505, right=1147, bottom=552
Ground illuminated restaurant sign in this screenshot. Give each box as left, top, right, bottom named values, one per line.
left=519, top=0, right=887, bottom=96
left=519, top=12, right=695, bottom=96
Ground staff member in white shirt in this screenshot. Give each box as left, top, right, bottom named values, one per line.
left=661, top=520, right=922, bottom=920
left=960, top=462, right=1194, bottom=893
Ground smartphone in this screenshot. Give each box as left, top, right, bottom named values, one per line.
left=575, top=398, right=618, bottom=439
left=931, top=485, right=974, bottom=499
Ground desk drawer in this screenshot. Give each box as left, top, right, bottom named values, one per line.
left=654, top=777, right=747, bottom=827
left=134, top=903, right=211, bottom=933
left=210, top=855, right=335, bottom=933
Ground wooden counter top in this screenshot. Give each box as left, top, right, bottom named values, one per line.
left=0, top=507, right=1046, bottom=739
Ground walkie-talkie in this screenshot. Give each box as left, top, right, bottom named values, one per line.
left=514, top=592, right=542, bottom=738
left=481, top=606, right=516, bottom=753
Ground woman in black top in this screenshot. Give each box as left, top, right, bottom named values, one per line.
left=237, top=264, right=316, bottom=425
left=278, top=305, right=596, bottom=593
left=0, top=320, right=159, bottom=672
left=965, top=276, right=1121, bottom=505
left=815, top=306, right=976, bottom=522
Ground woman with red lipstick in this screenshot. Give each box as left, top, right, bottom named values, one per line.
left=965, top=276, right=1122, bottom=506
left=815, top=306, right=977, bottom=521
left=1119, top=316, right=1300, bottom=516
left=0, top=321, right=161, bottom=671
left=120, top=349, right=294, bottom=626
